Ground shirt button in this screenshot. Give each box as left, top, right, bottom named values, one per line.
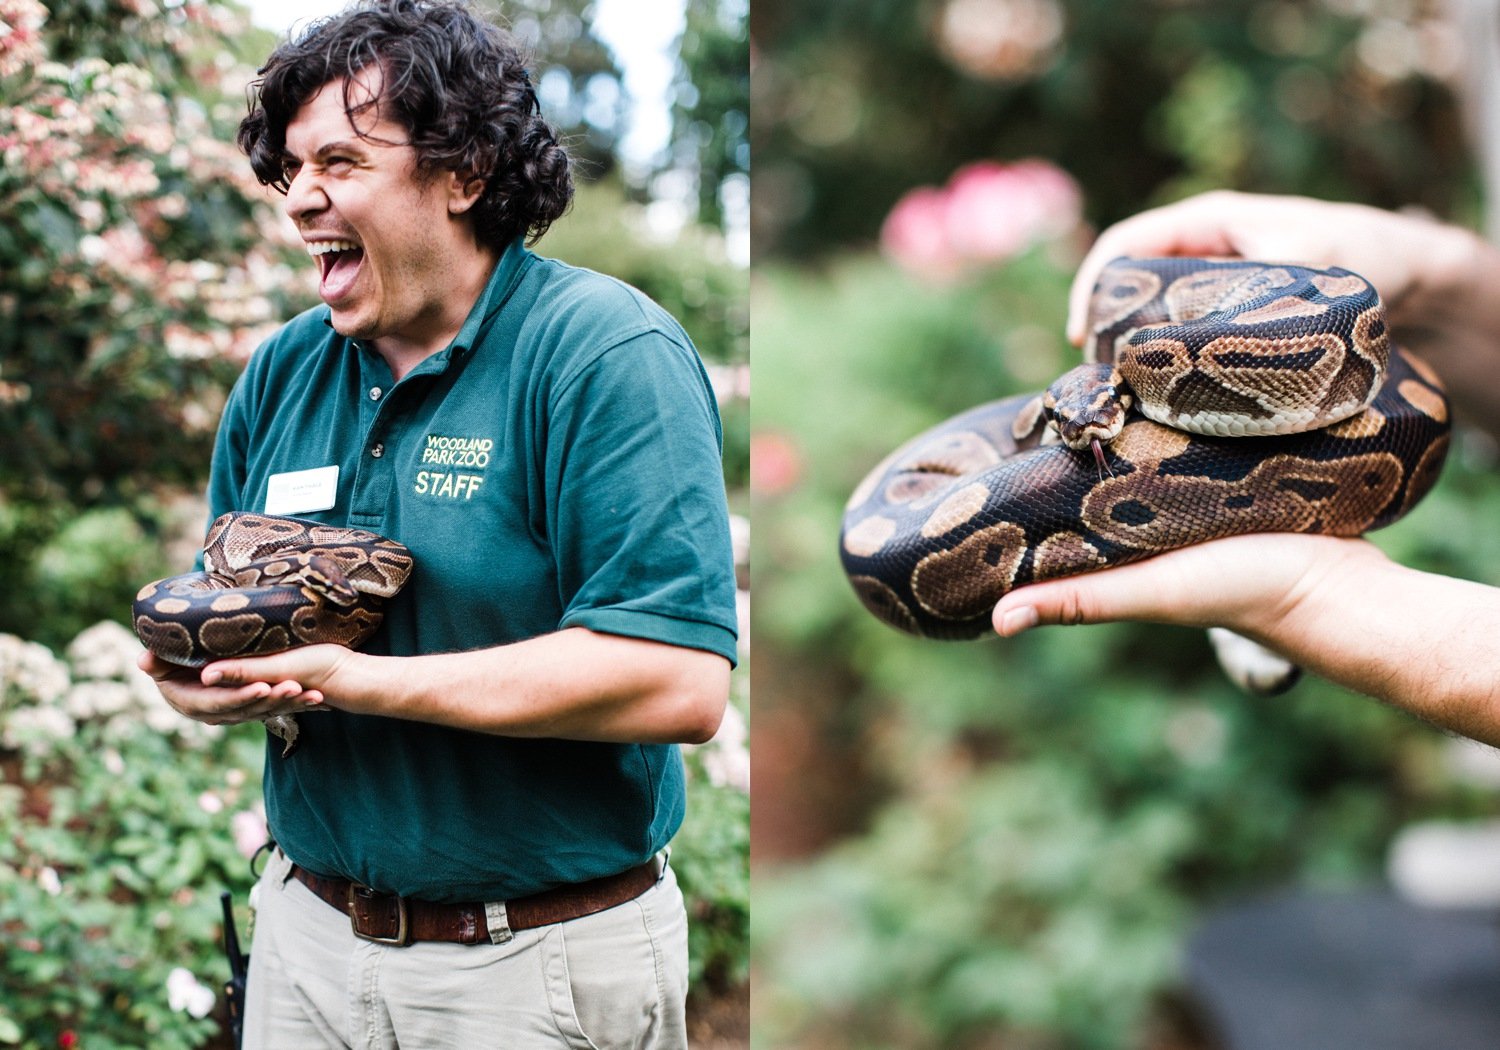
left=370, top=443, right=384, bottom=458
left=369, top=386, right=382, bottom=401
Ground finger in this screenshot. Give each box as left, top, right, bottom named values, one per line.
left=1065, top=194, right=1245, bottom=344
left=200, top=658, right=288, bottom=687
left=138, top=650, right=191, bottom=681
left=993, top=556, right=1194, bottom=637
left=160, top=680, right=275, bottom=723
left=267, top=679, right=306, bottom=702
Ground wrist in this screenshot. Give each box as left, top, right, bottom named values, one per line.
left=1400, top=222, right=1490, bottom=322
left=327, top=649, right=389, bottom=713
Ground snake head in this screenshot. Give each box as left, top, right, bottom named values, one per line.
left=1043, top=362, right=1133, bottom=457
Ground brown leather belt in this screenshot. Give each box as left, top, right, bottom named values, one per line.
left=288, top=859, right=660, bottom=946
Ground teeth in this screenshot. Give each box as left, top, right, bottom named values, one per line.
left=306, top=239, right=359, bottom=256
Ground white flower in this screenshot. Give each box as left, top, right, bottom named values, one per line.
left=2, top=704, right=76, bottom=755
left=0, top=634, right=71, bottom=707
left=64, top=681, right=133, bottom=720
left=694, top=704, right=749, bottom=792
left=728, top=514, right=749, bottom=570
left=66, top=621, right=145, bottom=682
left=36, top=867, right=61, bottom=897
left=166, top=967, right=216, bottom=1019
left=197, top=791, right=224, bottom=815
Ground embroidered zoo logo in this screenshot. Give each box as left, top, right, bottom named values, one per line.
left=415, top=434, right=493, bottom=500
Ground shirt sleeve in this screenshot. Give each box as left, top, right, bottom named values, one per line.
left=545, top=327, right=739, bottom=666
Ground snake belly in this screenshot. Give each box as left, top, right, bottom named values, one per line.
left=840, top=257, right=1451, bottom=640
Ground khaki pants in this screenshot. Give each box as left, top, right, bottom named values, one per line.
left=243, top=847, right=689, bottom=1049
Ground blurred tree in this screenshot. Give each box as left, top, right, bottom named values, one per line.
left=483, top=0, right=627, bottom=178
left=667, top=0, right=749, bottom=229
left=751, top=0, right=1474, bottom=260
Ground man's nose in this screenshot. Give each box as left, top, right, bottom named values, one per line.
left=283, top=167, right=326, bottom=222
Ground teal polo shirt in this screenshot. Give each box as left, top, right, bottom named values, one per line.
left=205, top=239, right=738, bottom=901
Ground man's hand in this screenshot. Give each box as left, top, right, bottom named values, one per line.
left=137, top=647, right=340, bottom=726
left=1064, top=190, right=1472, bottom=345
left=992, top=534, right=1500, bottom=745
left=992, top=532, right=1380, bottom=642
left=141, top=630, right=729, bottom=744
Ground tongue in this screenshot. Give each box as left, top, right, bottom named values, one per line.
left=320, top=250, right=363, bottom=304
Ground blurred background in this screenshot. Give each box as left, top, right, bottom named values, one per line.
left=750, top=1, right=1500, bottom=1048
left=0, top=0, right=748, bottom=1045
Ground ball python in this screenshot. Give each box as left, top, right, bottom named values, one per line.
left=840, top=257, right=1451, bottom=667
left=133, top=512, right=415, bottom=755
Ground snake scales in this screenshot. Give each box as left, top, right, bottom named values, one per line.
left=840, top=257, right=1451, bottom=643
left=133, top=512, right=414, bottom=754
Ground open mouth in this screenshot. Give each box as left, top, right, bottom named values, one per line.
left=307, top=239, right=364, bottom=303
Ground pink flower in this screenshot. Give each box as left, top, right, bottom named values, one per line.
left=880, top=186, right=963, bottom=281
left=881, top=158, right=1082, bottom=280
left=231, top=808, right=267, bottom=860
left=750, top=432, right=802, bottom=497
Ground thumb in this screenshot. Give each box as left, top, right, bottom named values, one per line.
left=992, top=558, right=1192, bottom=637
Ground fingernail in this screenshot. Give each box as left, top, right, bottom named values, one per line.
left=201, top=669, right=222, bottom=685
left=999, top=606, right=1039, bottom=636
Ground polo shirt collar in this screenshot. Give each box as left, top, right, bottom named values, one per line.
left=448, top=237, right=531, bottom=359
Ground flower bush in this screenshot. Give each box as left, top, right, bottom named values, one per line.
left=0, top=617, right=749, bottom=1046
left=0, top=621, right=263, bottom=1048
left=0, top=0, right=308, bottom=648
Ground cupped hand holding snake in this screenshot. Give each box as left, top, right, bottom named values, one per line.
left=1019, top=193, right=1500, bottom=741
left=841, top=191, right=1500, bottom=739
left=137, top=644, right=341, bottom=725
left=1069, top=191, right=1500, bottom=435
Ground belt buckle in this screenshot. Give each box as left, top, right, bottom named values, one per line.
left=347, top=884, right=410, bottom=946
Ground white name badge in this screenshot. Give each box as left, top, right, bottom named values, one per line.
left=264, top=465, right=340, bottom=516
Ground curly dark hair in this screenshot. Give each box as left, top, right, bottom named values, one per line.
left=237, top=0, right=572, bottom=249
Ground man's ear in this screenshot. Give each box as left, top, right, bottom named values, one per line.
left=448, top=170, right=485, bottom=215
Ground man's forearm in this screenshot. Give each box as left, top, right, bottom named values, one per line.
left=1250, top=560, right=1500, bottom=745
left=325, top=627, right=731, bottom=744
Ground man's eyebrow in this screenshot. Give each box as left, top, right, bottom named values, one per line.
left=283, top=139, right=371, bottom=162
left=310, top=139, right=369, bottom=158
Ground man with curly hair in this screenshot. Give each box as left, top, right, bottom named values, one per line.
left=138, top=1, right=738, bottom=1045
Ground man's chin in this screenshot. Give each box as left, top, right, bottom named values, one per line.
left=326, top=306, right=375, bottom=341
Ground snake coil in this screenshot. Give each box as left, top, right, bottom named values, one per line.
left=840, top=257, right=1451, bottom=645
left=133, top=512, right=415, bottom=754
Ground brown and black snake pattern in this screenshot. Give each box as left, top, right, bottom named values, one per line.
left=133, top=512, right=415, bottom=753
left=840, top=257, right=1451, bottom=640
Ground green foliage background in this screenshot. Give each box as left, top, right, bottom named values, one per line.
left=750, top=1, right=1500, bottom=1047
left=0, top=0, right=749, bottom=1043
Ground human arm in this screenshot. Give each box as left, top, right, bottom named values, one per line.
left=1066, top=190, right=1500, bottom=436
left=139, top=626, right=730, bottom=744
left=992, top=533, right=1500, bottom=745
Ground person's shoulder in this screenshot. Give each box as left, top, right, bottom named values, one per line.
left=241, top=304, right=338, bottom=375
left=228, top=304, right=342, bottom=415
left=520, top=253, right=687, bottom=348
